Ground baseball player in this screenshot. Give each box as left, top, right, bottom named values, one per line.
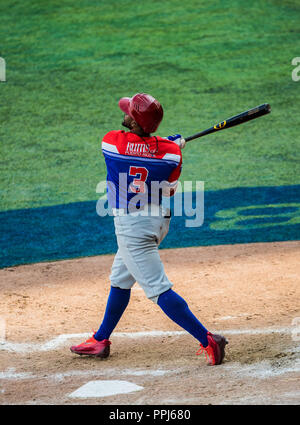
left=70, top=93, right=228, bottom=365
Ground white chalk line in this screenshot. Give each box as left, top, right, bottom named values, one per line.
left=0, top=326, right=293, bottom=354
left=223, top=359, right=300, bottom=379
left=1, top=359, right=300, bottom=387
left=217, top=313, right=250, bottom=321
left=0, top=368, right=36, bottom=380
left=0, top=367, right=169, bottom=381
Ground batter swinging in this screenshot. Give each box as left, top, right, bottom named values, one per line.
left=70, top=93, right=228, bottom=365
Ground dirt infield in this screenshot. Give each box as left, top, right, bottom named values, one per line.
left=0, top=241, right=299, bottom=405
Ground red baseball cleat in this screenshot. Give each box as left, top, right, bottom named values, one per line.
left=70, top=334, right=111, bottom=358
left=196, top=332, right=228, bottom=365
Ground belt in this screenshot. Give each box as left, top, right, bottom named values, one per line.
left=112, top=204, right=171, bottom=218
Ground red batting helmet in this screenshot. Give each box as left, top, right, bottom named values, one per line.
left=118, top=93, right=164, bottom=134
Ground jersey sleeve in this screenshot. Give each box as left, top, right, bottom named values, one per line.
left=168, top=151, right=182, bottom=183
left=101, top=131, right=122, bottom=157
left=102, top=130, right=119, bottom=144
left=162, top=147, right=182, bottom=196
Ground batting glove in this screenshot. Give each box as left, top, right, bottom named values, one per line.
left=166, top=134, right=186, bottom=149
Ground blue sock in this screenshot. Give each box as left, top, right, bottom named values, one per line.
left=94, top=286, right=131, bottom=341
left=157, top=289, right=208, bottom=347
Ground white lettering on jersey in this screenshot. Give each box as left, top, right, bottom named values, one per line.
left=125, top=142, right=154, bottom=157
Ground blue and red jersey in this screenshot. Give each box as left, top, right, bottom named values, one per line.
left=101, top=130, right=182, bottom=210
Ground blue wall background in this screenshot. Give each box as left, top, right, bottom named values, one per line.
left=1, top=185, right=299, bottom=269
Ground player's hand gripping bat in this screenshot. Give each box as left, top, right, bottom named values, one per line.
left=184, top=103, right=271, bottom=143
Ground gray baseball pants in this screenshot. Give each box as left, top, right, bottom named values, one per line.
left=110, top=205, right=173, bottom=303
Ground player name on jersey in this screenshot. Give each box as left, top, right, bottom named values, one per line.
left=125, top=142, right=153, bottom=157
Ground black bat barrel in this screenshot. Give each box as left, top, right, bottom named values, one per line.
left=185, top=103, right=271, bottom=142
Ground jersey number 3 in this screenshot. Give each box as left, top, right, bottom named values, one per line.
left=129, top=166, right=149, bottom=193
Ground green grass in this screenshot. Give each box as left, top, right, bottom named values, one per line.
left=1, top=0, right=300, bottom=211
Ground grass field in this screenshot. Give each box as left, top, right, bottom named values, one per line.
left=1, top=0, right=300, bottom=211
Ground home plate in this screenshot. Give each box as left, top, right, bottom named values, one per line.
left=68, top=380, right=144, bottom=398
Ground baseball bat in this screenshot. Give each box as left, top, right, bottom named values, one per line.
left=184, top=103, right=271, bottom=143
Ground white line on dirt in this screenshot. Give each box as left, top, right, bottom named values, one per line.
left=223, top=359, right=300, bottom=379
left=50, top=368, right=169, bottom=382
left=0, top=367, right=36, bottom=380
left=1, top=360, right=299, bottom=385
left=0, top=367, right=169, bottom=381
left=217, top=314, right=250, bottom=321
left=0, top=326, right=292, bottom=354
